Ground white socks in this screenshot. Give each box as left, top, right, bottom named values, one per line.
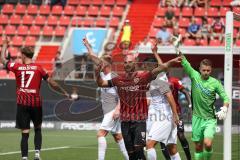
left=147, top=148, right=157, bottom=160
left=98, top=137, right=107, bottom=160
left=170, top=152, right=181, bottom=160
left=117, top=139, right=129, bottom=160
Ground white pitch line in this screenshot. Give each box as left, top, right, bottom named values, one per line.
left=0, top=146, right=70, bottom=156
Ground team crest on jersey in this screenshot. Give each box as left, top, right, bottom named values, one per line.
left=10, top=62, right=15, bottom=67
left=134, top=77, right=140, bottom=84
left=141, top=132, right=146, bottom=138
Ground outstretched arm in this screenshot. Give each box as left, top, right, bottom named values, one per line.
left=82, top=38, right=102, bottom=65
left=47, top=77, right=69, bottom=98
left=151, top=56, right=182, bottom=77
left=0, top=36, right=9, bottom=66
left=151, top=40, right=163, bottom=65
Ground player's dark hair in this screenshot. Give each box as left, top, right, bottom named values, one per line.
left=200, top=59, right=212, bottom=67
left=143, top=57, right=157, bottom=63
left=21, top=47, right=34, bottom=58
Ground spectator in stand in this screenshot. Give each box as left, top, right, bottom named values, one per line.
left=189, top=0, right=209, bottom=10
left=162, top=0, right=188, bottom=7
left=185, top=17, right=202, bottom=41
left=210, top=17, right=225, bottom=41
left=120, top=19, right=132, bottom=50
left=230, top=0, right=240, bottom=6
left=164, top=6, right=176, bottom=27
left=50, top=0, right=67, bottom=8
left=201, top=17, right=210, bottom=41
left=156, top=25, right=171, bottom=46
left=138, top=37, right=152, bottom=48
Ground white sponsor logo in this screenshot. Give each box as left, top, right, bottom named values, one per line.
left=18, top=66, right=37, bottom=71
left=121, top=85, right=140, bottom=91
left=0, top=122, right=15, bottom=128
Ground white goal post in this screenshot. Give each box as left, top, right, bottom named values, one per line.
left=224, top=11, right=240, bottom=160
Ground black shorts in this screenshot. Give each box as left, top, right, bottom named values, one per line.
left=16, top=105, right=42, bottom=129
left=121, top=121, right=146, bottom=152
left=177, top=119, right=185, bottom=132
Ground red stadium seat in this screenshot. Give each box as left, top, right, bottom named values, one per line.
left=76, top=6, right=87, bottom=16
left=15, top=4, right=26, bottom=15
left=100, top=6, right=111, bottom=17
left=152, top=17, right=164, bottom=27
left=233, top=28, right=238, bottom=38
left=182, top=7, right=193, bottom=17
left=22, top=15, right=34, bottom=25
left=80, top=0, right=91, bottom=5
left=29, top=25, right=41, bottom=36
left=179, top=17, right=190, bottom=28
left=92, top=0, right=102, bottom=6
left=64, top=5, right=75, bottom=16
left=195, top=17, right=202, bottom=25
left=194, top=7, right=205, bottom=17
left=235, top=39, right=240, bottom=46
left=43, top=26, right=53, bottom=36
left=55, top=26, right=66, bottom=37
left=82, top=18, right=95, bottom=27
left=59, top=16, right=70, bottom=26
left=95, top=18, right=107, bottom=27
left=88, top=6, right=99, bottom=16
left=0, top=26, right=3, bottom=35
left=27, top=4, right=38, bottom=15
left=0, top=14, right=9, bottom=25
left=200, top=39, right=208, bottom=46
left=39, top=5, right=50, bottom=15
left=112, top=6, right=124, bottom=17
left=2, top=4, right=14, bottom=14
left=9, top=14, right=21, bottom=25
left=149, top=27, right=158, bottom=38
left=116, top=0, right=127, bottom=6
left=156, top=7, right=166, bottom=17
left=8, top=47, right=19, bottom=57
left=234, top=21, right=240, bottom=28
left=222, top=0, right=232, bottom=6
left=71, top=17, right=82, bottom=26
left=5, top=25, right=16, bottom=36
left=52, top=5, right=63, bottom=15
left=68, top=0, right=79, bottom=5
left=183, top=39, right=196, bottom=46
left=207, top=7, right=219, bottom=17
left=220, top=7, right=230, bottom=17
left=0, top=70, right=8, bottom=78
left=47, top=15, right=58, bottom=26
left=12, top=36, right=23, bottom=46
left=17, top=25, right=29, bottom=36
left=209, top=39, right=221, bottom=46
left=233, top=7, right=240, bottom=14
left=173, top=7, right=180, bottom=16
left=104, top=0, right=115, bottom=6
left=109, top=17, right=119, bottom=28
left=209, top=0, right=222, bottom=7
left=178, top=28, right=186, bottom=35
left=25, top=36, right=36, bottom=46
left=207, top=17, right=214, bottom=25
left=34, top=15, right=46, bottom=26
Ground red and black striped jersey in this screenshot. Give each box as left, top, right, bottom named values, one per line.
left=112, top=71, right=152, bottom=121
left=6, top=62, right=48, bottom=107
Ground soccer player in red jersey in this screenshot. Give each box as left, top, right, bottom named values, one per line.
left=0, top=37, right=69, bottom=160
left=83, top=38, right=180, bottom=160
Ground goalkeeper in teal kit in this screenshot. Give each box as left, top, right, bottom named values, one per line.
left=173, top=47, right=229, bottom=159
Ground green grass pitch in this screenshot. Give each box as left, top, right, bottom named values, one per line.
left=0, top=129, right=239, bottom=160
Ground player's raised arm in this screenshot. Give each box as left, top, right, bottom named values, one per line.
left=94, top=64, right=111, bottom=87
left=151, top=56, right=182, bottom=78
left=82, top=38, right=102, bottom=65
left=0, top=36, right=9, bottom=66
left=151, top=40, right=163, bottom=65
left=47, top=77, right=69, bottom=98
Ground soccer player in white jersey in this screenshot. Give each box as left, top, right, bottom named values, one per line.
left=144, top=44, right=181, bottom=160
left=96, top=55, right=129, bottom=160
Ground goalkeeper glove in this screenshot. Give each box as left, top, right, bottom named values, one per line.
left=216, top=106, right=228, bottom=120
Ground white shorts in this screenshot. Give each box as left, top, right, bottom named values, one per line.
left=100, top=109, right=121, bottom=134
left=147, top=108, right=177, bottom=145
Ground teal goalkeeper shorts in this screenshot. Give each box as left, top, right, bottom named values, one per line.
left=192, top=115, right=217, bottom=142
